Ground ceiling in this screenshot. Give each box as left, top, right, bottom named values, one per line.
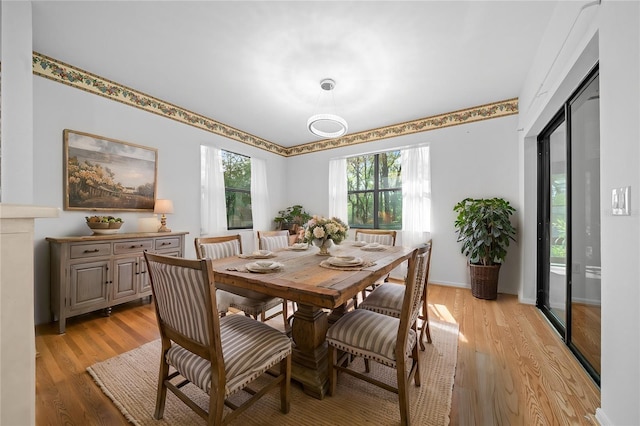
left=31, top=1, right=558, bottom=148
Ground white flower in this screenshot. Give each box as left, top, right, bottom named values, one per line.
left=313, top=227, right=326, bottom=239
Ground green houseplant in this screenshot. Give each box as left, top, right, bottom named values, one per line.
left=453, top=197, right=516, bottom=299
left=274, top=205, right=312, bottom=234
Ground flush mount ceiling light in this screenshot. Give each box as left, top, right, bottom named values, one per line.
left=307, top=78, right=348, bottom=139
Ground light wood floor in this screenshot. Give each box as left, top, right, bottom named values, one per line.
left=35, top=285, right=600, bottom=425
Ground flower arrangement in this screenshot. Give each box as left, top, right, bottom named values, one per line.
left=303, top=215, right=349, bottom=245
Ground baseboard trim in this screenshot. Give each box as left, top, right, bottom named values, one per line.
left=595, top=407, right=610, bottom=425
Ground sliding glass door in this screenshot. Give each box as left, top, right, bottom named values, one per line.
left=537, top=66, right=600, bottom=384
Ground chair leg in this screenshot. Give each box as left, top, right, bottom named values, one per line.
left=396, top=358, right=410, bottom=426
left=154, top=350, right=170, bottom=419
left=282, top=300, right=289, bottom=330
left=208, top=385, right=225, bottom=425
left=328, top=345, right=337, bottom=396
left=412, top=339, right=421, bottom=387
left=419, top=292, right=432, bottom=350
left=280, top=355, right=291, bottom=413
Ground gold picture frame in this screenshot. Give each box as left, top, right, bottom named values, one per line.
left=64, top=129, right=158, bottom=212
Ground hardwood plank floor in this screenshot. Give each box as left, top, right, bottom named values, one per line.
left=35, top=286, right=600, bottom=425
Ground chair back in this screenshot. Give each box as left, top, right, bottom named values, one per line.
left=355, top=229, right=397, bottom=246
left=257, top=230, right=290, bottom=251
left=397, top=244, right=430, bottom=351
left=423, top=239, right=433, bottom=292
left=144, top=252, right=222, bottom=359
left=194, top=234, right=242, bottom=260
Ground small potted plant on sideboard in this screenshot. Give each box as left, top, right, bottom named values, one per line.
left=274, top=205, right=311, bottom=235
left=453, top=197, right=516, bottom=299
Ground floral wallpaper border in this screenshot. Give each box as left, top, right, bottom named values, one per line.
left=32, top=52, right=518, bottom=157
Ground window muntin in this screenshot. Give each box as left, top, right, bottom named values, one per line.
left=221, top=150, right=252, bottom=229
left=347, top=151, right=402, bottom=229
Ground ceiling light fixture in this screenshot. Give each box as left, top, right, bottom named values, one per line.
left=307, top=78, right=348, bottom=139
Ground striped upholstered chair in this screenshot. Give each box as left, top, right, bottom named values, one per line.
left=326, top=244, right=429, bottom=426
left=257, top=230, right=290, bottom=251
left=359, top=240, right=433, bottom=350
left=352, top=229, right=398, bottom=307
left=143, top=252, right=292, bottom=424
left=194, top=235, right=289, bottom=328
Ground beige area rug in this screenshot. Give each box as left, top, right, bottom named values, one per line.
left=87, top=320, right=458, bottom=426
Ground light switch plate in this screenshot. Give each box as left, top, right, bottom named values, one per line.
left=612, top=186, right=630, bottom=215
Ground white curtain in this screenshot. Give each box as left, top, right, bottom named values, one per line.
left=401, top=145, right=431, bottom=248
left=200, top=145, right=228, bottom=235
left=250, top=157, right=270, bottom=231
left=328, top=158, right=348, bottom=222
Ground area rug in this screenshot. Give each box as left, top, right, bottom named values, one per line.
left=87, top=319, right=458, bottom=425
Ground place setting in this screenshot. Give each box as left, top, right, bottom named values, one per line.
left=239, top=249, right=276, bottom=259
left=359, top=242, right=387, bottom=251
left=245, top=260, right=284, bottom=273
left=320, top=255, right=375, bottom=271
left=286, top=242, right=309, bottom=251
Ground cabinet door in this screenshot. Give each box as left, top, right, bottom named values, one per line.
left=139, top=255, right=151, bottom=293
left=113, top=257, right=138, bottom=300
left=69, top=260, right=110, bottom=312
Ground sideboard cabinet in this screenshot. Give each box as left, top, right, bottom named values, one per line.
left=47, top=231, right=187, bottom=333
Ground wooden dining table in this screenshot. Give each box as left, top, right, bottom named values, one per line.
left=207, top=242, right=415, bottom=399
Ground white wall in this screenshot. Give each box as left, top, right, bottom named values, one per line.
left=518, top=0, right=640, bottom=423
left=599, top=1, right=640, bottom=424
left=286, top=115, right=521, bottom=294
left=32, top=77, right=288, bottom=324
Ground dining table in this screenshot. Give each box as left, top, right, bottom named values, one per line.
left=207, top=241, right=415, bottom=399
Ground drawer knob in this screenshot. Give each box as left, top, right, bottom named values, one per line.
left=129, top=244, right=144, bottom=249
left=161, top=242, right=170, bottom=246
left=84, top=249, right=100, bottom=253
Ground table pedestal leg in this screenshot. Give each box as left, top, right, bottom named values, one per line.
left=291, top=304, right=328, bottom=399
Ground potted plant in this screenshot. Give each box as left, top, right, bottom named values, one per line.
left=274, top=205, right=312, bottom=234
left=453, top=197, right=516, bottom=299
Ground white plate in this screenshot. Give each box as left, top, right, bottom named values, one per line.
left=289, top=243, right=309, bottom=251
left=361, top=245, right=387, bottom=251
left=251, top=250, right=274, bottom=258
left=352, top=241, right=367, bottom=247
left=246, top=261, right=282, bottom=273
left=328, top=256, right=364, bottom=267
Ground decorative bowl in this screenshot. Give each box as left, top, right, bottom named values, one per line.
left=86, top=218, right=124, bottom=234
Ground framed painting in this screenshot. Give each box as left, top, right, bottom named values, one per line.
left=64, top=129, right=158, bottom=211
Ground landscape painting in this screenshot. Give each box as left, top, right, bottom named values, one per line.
left=64, top=129, right=157, bottom=211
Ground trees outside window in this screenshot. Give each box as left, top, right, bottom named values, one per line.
left=222, top=151, right=252, bottom=229
left=347, top=151, right=402, bottom=229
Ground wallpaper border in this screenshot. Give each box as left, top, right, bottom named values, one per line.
left=32, top=52, right=518, bottom=157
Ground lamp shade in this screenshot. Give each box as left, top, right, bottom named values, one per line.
left=154, top=199, right=174, bottom=214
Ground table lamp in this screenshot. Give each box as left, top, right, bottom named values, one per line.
left=154, top=199, right=174, bottom=232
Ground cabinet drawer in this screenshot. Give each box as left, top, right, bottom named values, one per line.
left=155, top=237, right=181, bottom=251
left=70, top=243, right=111, bottom=259
left=114, top=240, right=153, bottom=254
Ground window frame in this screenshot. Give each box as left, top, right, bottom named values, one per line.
left=221, top=150, right=253, bottom=230
left=347, top=150, right=402, bottom=230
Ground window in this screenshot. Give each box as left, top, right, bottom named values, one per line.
left=221, top=150, right=252, bottom=229
left=347, top=151, right=402, bottom=229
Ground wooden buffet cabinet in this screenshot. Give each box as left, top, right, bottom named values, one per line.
left=47, top=231, right=187, bottom=333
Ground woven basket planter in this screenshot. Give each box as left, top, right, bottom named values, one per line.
left=469, top=263, right=501, bottom=300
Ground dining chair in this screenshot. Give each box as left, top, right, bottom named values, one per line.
left=359, top=240, right=433, bottom=350
left=144, top=252, right=292, bottom=425
left=256, top=230, right=298, bottom=325
left=194, top=235, right=289, bottom=329
left=353, top=229, right=398, bottom=308
left=326, top=244, right=429, bottom=426
left=257, top=230, right=290, bottom=251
